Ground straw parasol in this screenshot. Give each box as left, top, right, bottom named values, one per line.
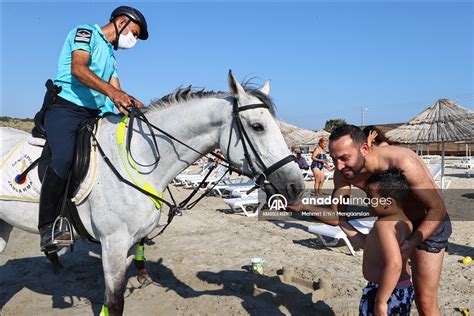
left=278, top=121, right=330, bottom=149
left=386, top=99, right=474, bottom=187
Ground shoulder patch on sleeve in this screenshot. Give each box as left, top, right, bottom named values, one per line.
left=74, top=28, right=92, bottom=44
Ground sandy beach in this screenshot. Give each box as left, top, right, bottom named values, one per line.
left=1, top=167, right=473, bottom=315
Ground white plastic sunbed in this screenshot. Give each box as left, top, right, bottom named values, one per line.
left=308, top=217, right=376, bottom=256
left=203, top=178, right=255, bottom=197
left=302, top=169, right=334, bottom=183
left=223, top=191, right=266, bottom=217
left=173, top=162, right=215, bottom=185
left=180, top=165, right=229, bottom=188
left=426, top=163, right=452, bottom=189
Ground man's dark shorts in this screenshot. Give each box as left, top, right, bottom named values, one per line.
left=413, top=214, right=452, bottom=253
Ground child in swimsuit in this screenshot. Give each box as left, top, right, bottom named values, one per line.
left=339, top=168, right=415, bottom=316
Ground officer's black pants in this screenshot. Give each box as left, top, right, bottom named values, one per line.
left=44, top=104, right=99, bottom=178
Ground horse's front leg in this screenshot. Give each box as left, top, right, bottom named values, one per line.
left=101, top=236, right=130, bottom=316
left=133, top=238, right=153, bottom=286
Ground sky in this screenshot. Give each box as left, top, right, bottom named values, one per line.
left=1, top=1, right=473, bottom=130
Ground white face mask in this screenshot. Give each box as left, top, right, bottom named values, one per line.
left=118, top=27, right=137, bottom=50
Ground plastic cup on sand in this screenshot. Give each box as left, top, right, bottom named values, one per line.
left=250, top=257, right=265, bottom=275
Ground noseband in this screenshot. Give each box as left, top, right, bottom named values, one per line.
left=228, top=99, right=297, bottom=189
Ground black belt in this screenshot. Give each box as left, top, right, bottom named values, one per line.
left=54, top=96, right=100, bottom=115
left=55, top=95, right=80, bottom=108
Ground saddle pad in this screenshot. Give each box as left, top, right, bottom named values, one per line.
left=0, top=131, right=99, bottom=205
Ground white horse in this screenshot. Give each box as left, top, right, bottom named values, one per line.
left=0, top=71, right=304, bottom=315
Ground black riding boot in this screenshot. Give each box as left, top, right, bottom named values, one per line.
left=38, top=167, right=70, bottom=252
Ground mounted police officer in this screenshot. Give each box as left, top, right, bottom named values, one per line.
left=38, top=6, right=148, bottom=252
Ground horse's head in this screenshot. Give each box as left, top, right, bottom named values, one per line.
left=220, top=71, right=305, bottom=204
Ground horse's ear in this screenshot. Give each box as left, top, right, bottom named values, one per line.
left=228, top=70, right=246, bottom=100
left=260, top=80, right=271, bottom=96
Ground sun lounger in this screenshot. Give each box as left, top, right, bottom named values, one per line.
left=308, top=225, right=356, bottom=255
left=302, top=169, right=334, bottom=184
left=425, top=163, right=452, bottom=189
left=307, top=217, right=376, bottom=256
left=427, top=163, right=442, bottom=180
left=203, top=178, right=255, bottom=197
left=173, top=162, right=215, bottom=185
left=324, top=169, right=334, bottom=182
left=223, top=193, right=266, bottom=217
left=302, top=169, right=313, bottom=180
left=229, top=186, right=261, bottom=197
left=453, top=158, right=474, bottom=178
left=185, top=168, right=232, bottom=189
left=176, top=165, right=228, bottom=188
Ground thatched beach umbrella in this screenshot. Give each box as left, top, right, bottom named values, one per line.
left=386, top=99, right=474, bottom=187
left=278, top=121, right=330, bottom=149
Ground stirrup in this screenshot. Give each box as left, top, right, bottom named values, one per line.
left=52, top=216, right=74, bottom=246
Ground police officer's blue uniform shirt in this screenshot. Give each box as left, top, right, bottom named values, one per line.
left=54, top=24, right=117, bottom=115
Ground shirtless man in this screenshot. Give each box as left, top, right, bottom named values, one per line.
left=289, top=124, right=451, bottom=316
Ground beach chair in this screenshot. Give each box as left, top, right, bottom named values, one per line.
left=173, top=162, right=214, bottom=185
left=427, top=163, right=442, bottom=180
left=426, top=163, right=452, bottom=189
left=223, top=192, right=266, bottom=217
left=307, top=218, right=376, bottom=256
left=204, top=178, right=255, bottom=197
left=302, top=169, right=313, bottom=180
left=181, top=165, right=228, bottom=188
left=453, top=157, right=474, bottom=177
left=303, top=168, right=333, bottom=183
left=323, top=169, right=334, bottom=183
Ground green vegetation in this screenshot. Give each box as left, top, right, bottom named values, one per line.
left=0, top=116, right=34, bottom=122
left=324, top=118, right=347, bottom=133
left=0, top=116, right=35, bottom=132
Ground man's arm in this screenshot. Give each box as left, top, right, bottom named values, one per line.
left=400, top=154, right=447, bottom=248
left=373, top=221, right=402, bottom=315
left=72, top=50, right=133, bottom=114
left=109, top=76, right=121, bottom=90
left=287, top=171, right=349, bottom=225
left=286, top=202, right=339, bottom=225
left=330, top=171, right=368, bottom=248
left=109, top=77, right=143, bottom=108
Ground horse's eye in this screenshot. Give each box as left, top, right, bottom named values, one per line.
left=251, top=123, right=264, bottom=132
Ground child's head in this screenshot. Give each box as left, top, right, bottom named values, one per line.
left=365, top=168, right=409, bottom=215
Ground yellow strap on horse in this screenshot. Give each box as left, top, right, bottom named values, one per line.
left=117, top=116, right=163, bottom=209
left=100, top=305, right=109, bottom=316
left=134, top=244, right=145, bottom=261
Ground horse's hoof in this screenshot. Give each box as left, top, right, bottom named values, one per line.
left=137, top=271, right=153, bottom=287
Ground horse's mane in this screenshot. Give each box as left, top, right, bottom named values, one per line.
left=147, top=82, right=276, bottom=116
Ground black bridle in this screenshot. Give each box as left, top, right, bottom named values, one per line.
left=92, top=97, right=297, bottom=238
left=228, top=99, right=296, bottom=190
